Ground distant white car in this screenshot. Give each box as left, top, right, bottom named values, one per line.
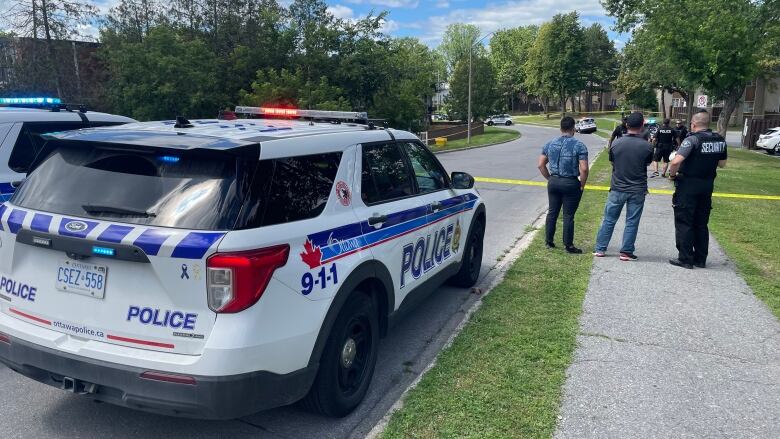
left=756, top=127, right=780, bottom=154
left=575, top=118, right=597, bottom=134
left=486, top=114, right=513, bottom=126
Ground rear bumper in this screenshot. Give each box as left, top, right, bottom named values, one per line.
left=0, top=334, right=317, bottom=419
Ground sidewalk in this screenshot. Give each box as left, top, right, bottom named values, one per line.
left=555, top=177, right=780, bottom=438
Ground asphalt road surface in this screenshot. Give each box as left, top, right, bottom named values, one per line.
left=0, top=124, right=605, bottom=439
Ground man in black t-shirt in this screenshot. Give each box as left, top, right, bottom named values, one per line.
left=651, top=119, right=676, bottom=178
left=608, top=118, right=628, bottom=150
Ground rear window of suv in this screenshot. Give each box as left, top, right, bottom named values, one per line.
left=12, top=144, right=246, bottom=230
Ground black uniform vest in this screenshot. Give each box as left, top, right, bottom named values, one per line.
left=656, top=126, right=674, bottom=145
left=680, top=131, right=727, bottom=180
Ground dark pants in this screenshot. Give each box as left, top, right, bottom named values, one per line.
left=546, top=176, right=583, bottom=247
left=673, top=177, right=714, bottom=264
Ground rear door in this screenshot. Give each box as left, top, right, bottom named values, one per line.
left=0, top=144, right=245, bottom=355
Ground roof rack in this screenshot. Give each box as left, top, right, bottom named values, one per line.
left=234, top=106, right=369, bottom=124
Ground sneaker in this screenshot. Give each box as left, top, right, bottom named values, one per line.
left=669, top=258, right=693, bottom=269
left=592, top=251, right=606, bottom=257
left=650, top=171, right=660, bottom=178
left=619, top=252, right=638, bottom=261
left=694, top=261, right=706, bottom=268
left=565, top=246, right=583, bottom=254
left=545, top=241, right=556, bottom=249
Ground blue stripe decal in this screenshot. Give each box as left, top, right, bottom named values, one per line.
left=30, top=213, right=53, bottom=232
left=0, top=182, right=15, bottom=194
left=8, top=209, right=27, bottom=234
left=0, top=204, right=6, bottom=231
left=59, top=217, right=99, bottom=238
left=171, top=232, right=225, bottom=259
left=97, top=224, right=134, bottom=243
left=133, top=229, right=174, bottom=256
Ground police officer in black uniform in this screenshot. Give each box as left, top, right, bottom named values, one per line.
left=651, top=119, right=675, bottom=177
left=668, top=111, right=727, bottom=269
left=608, top=117, right=628, bottom=150
left=674, top=119, right=688, bottom=148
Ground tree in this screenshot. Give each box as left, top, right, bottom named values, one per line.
left=581, top=24, right=618, bottom=112
left=524, top=13, right=585, bottom=115
left=100, top=25, right=222, bottom=120
left=489, top=25, right=538, bottom=111
left=239, top=67, right=350, bottom=110
left=604, top=0, right=768, bottom=134
left=448, top=55, right=499, bottom=121
left=438, top=23, right=483, bottom=75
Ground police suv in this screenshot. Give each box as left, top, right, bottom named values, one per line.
left=0, top=97, right=136, bottom=201
left=0, top=107, right=486, bottom=419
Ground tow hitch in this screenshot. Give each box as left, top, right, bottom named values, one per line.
left=62, top=376, right=98, bottom=395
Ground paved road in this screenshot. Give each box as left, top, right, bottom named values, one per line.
left=0, top=125, right=605, bottom=439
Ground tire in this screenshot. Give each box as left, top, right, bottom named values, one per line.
left=766, top=148, right=775, bottom=155
left=300, top=291, right=379, bottom=417
left=487, top=121, right=494, bottom=126
left=505, top=120, right=512, bottom=126
left=449, top=217, right=485, bottom=287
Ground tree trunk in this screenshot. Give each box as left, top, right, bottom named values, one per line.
left=660, top=89, right=666, bottom=120
left=717, top=91, right=740, bottom=136
left=40, top=0, right=62, bottom=98
left=753, top=77, right=766, bottom=119
left=685, top=89, right=695, bottom=125
left=32, top=0, right=39, bottom=39
left=599, top=91, right=604, bottom=111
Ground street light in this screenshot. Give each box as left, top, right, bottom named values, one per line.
left=468, top=31, right=495, bottom=145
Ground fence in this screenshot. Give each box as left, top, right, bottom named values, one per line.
left=418, top=122, right=484, bottom=146
left=743, top=118, right=780, bottom=149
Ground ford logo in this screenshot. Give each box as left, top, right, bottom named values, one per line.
left=64, top=221, right=88, bottom=233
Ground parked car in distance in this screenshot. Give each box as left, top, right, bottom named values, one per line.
left=575, top=117, right=597, bottom=134
left=757, top=127, right=780, bottom=154
left=486, top=114, right=513, bottom=126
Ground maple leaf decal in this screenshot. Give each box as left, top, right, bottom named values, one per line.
left=300, top=239, right=323, bottom=269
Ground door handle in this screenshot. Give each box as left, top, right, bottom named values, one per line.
left=431, top=201, right=444, bottom=212
left=368, top=214, right=388, bottom=226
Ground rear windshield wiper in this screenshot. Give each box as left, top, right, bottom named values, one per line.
left=82, top=204, right=157, bottom=218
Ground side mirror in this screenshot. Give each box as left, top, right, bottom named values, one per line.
left=451, top=172, right=475, bottom=189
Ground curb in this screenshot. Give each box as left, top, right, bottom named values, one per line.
left=432, top=132, right=521, bottom=155
left=365, top=208, right=547, bottom=439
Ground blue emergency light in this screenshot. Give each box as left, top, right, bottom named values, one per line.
left=92, top=246, right=116, bottom=257
left=0, top=97, right=62, bottom=105
left=159, top=155, right=181, bottom=163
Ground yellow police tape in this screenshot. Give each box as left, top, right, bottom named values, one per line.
left=474, top=177, right=780, bottom=201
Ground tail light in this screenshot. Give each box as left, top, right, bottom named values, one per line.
left=206, top=245, right=289, bottom=313
left=140, top=371, right=196, bottom=385
left=0, top=332, right=10, bottom=344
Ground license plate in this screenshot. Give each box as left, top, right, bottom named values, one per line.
left=56, top=259, right=108, bottom=299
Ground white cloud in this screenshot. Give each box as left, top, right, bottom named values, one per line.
left=328, top=4, right=356, bottom=20
left=345, top=0, right=419, bottom=7
left=435, top=0, right=450, bottom=8
left=407, top=0, right=612, bottom=46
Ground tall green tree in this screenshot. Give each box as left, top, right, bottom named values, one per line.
left=581, top=23, right=619, bottom=112
left=524, top=12, right=585, bottom=115
left=489, top=25, right=538, bottom=111
left=438, top=23, right=483, bottom=75
left=239, top=67, right=350, bottom=110
left=448, top=55, right=499, bottom=121
left=604, top=0, right=769, bottom=133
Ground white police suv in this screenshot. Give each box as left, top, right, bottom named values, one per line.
left=0, top=107, right=486, bottom=419
left=0, top=97, right=136, bottom=201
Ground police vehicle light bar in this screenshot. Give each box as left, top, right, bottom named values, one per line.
left=1, top=97, right=61, bottom=105
left=234, top=106, right=368, bottom=122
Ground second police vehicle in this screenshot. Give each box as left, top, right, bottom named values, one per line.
left=0, top=107, right=486, bottom=419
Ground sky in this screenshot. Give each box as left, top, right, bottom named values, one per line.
left=5, top=0, right=626, bottom=50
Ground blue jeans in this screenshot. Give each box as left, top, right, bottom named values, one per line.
left=595, top=190, right=647, bottom=253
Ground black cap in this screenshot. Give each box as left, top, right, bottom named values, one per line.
left=626, top=112, right=644, bottom=129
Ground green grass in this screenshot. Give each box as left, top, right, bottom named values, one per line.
left=382, top=155, right=612, bottom=438
left=433, top=126, right=520, bottom=152
left=709, top=149, right=780, bottom=317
